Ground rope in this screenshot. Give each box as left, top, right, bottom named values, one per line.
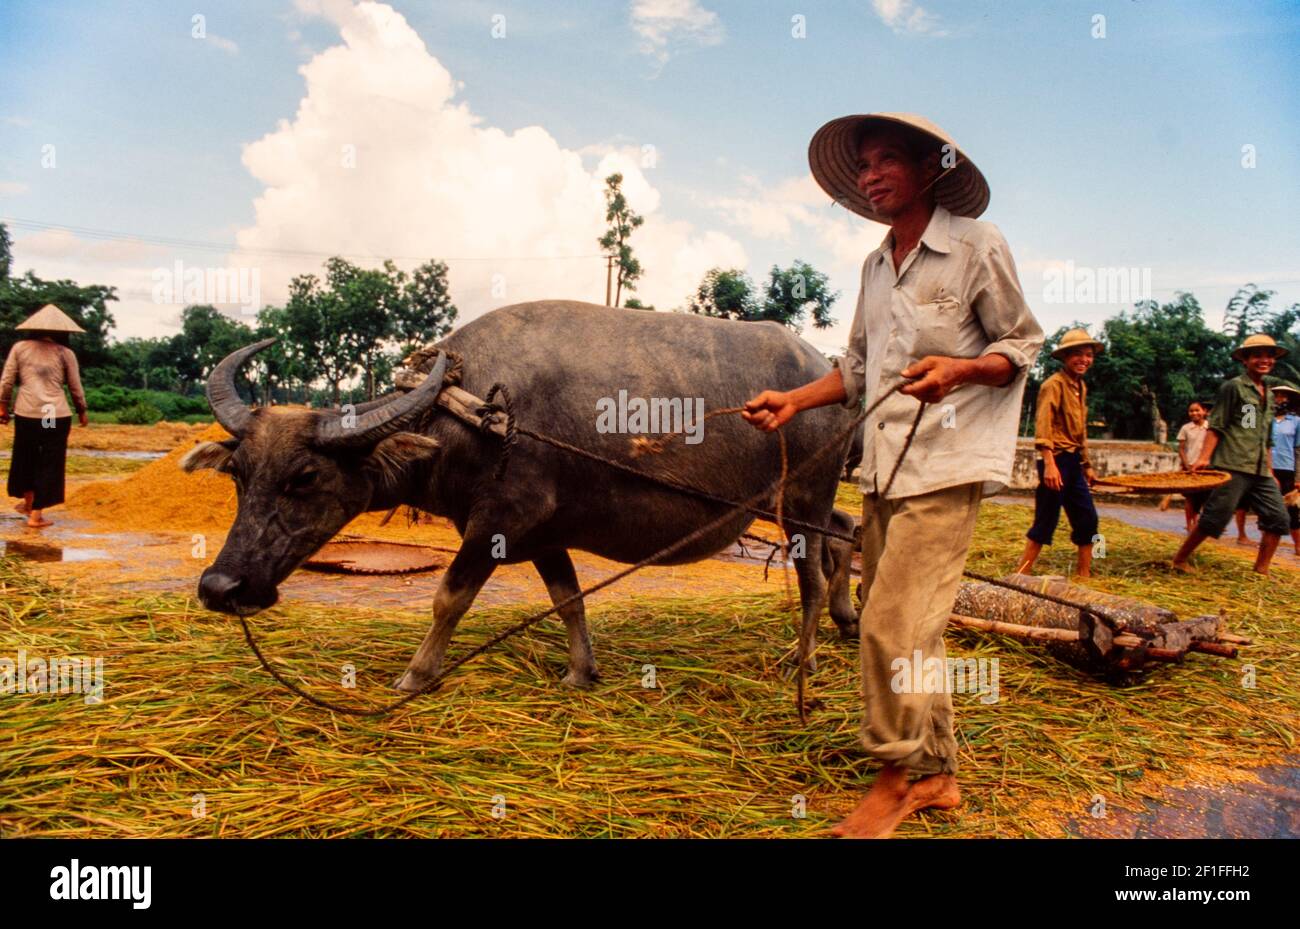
left=239, top=367, right=1128, bottom=719
left=237, top=382, right=907, bottom=718
left=476, top=383, right=517, bottom=481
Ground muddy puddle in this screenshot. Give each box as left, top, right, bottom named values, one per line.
left=0, top=538, right=110, bottom=562
left=1072, top=757, right=1300, bottom=838
left=0, top=449, right=164, bottom=460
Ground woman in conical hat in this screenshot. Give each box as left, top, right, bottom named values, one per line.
left=0, top=304, right=89, bottom=528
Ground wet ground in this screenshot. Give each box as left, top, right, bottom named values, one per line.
left=0, top=506, right=784, bottom=611
left=0, top=449, right=164, bottom=460
left=1071, top=757, right=1300, bottom=838
left=991, top=494, right=1300, bottom=568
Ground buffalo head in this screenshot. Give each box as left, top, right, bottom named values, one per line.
left=182, top=339, right=448, bottom=615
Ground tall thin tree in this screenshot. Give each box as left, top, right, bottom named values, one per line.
left=598, top=173, right=644, bottom=307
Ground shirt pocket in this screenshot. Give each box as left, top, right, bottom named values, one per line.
left=910, top=296, right=966, bottom=358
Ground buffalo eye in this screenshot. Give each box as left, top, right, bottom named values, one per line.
left=285, top=469, right=318, bottom=494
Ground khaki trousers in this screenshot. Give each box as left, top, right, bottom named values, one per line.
left=858, top=481, right=983, bottom=775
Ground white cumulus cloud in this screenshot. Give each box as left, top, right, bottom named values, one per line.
left=630, top=0, right=724, bottom=64
left=232, top=0, right=744, bottom=320
left=871, top=0, right=945, bottom=36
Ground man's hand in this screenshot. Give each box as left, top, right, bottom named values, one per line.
left=0, top=404, right=8, bottom=426
left=899, top=356, right=971, bottom=404
left=1084, top=467, right=1097, bottom=487
left=1042, top=460, right=1063, bottom=491
left=1190, top=454, right=1211, bottom=472
left=78, top=410, right=89, bottom=428
left=742, top=390, right=800, bottom=433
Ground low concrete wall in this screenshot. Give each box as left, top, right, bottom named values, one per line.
left=848, top=439, right=1179, bottom=491
left=1010, top=439, right=1177, bottom=490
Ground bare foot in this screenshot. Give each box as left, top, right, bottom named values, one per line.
left=15, top=501, right=30, bottom=515
left=25, top=517, right=52, bottom=528
left=1169, top=560, right=1193, bottom=574
left=1236, top=536, right=1254, bottom=546
left=830, top=767, right=960, bottom=838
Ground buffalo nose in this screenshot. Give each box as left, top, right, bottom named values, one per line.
left=199, top=570, right=242, bottom=610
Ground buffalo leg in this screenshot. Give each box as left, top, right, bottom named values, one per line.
left=533, top=550, right=599, bottom=688
left=393, top=548, right=497, bottom=693
left=824, top=509, right=860, bottom=638
left=790, top=530, right=829, bottom=673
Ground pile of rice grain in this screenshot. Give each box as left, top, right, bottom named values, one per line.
left=67, top=422, right=237, bottom=532
left=65, top=419, right=464, bottom=546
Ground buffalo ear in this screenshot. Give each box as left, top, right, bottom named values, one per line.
left=363, top=432, right=441, bottom=491
left=180, top=439, right=238, bottom=473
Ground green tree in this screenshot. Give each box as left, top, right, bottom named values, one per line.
left=103, top=337, right=181, bottom=392
left=172, top=305, right=256, bottom=395
left=396, top=259, right=458, bottom=352
left=280, top=256, right=457, bottom=404
left=598, top=173, right=644, bottom=307
left=757, top=261, right=838, bottom=331
left=0, top=223, right=117, bottom=369
left=283, top=272, right=357, bottom=406
left=253, top=306, right=310, bottom=405
left=687, top=268, right=759, bottom=320
left=1030, top=293, right=1234, bottom=441
left=687, top=261, right=839, bottom=332
left=1222, top=284, right=1300, bottom=384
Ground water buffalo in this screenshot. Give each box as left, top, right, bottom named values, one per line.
left=183, top=300, right=861, bottom=691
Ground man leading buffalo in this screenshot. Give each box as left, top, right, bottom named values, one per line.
left=742, top=113, right=1044, bottom=838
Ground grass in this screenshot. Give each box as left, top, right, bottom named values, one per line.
left=0, top=488, right=1295, bottom=838
left=0, top=454, right=148, bottom=479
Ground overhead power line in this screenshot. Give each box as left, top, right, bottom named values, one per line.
left=0, top=216, right=607, bottom=263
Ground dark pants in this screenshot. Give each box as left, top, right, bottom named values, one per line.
left=7, top=414, right=72, bottom=510
left=1274, top=469, right=1300, bottom=532
left=1027, top=450, right=1098, bottom=547
left=1197, top=469, right=1291, bottom=538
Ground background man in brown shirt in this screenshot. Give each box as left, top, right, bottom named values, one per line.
left=1016, top=329, right=1101, bottom=577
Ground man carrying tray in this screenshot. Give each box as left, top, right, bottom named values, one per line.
left=741, top=113, right=1043, bottom=837
left=1171, top=333, right=1291, bottom=575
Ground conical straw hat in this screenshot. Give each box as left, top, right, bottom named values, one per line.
left=808, top=112, right=989, bottom=224
left=15, top=303, right=85, bottom=333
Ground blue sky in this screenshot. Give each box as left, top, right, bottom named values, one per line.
left=2, top=0, right=1297, bottom=355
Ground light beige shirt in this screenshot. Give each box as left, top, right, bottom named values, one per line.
left=0, top=338, right=87, bottom=419
left=835, top=205, right=1044, bottom=499
left=1177, top=420, right=1208, bottom=467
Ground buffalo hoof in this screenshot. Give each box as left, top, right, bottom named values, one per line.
left=561, top=668, right=600, bottom=689
left=836, top=622, right=860, bottom=640
left=392, top=669, right=436, bottom=693
left=780, top=651, right=818, bottom=674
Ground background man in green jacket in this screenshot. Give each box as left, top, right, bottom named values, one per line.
left=1172, top=334, right=1291, bottom=575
